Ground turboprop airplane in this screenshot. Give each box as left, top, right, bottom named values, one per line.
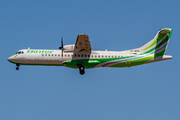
left=8, top=28, right=172, bottom=75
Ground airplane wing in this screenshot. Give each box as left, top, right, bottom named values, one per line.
left=74, top=34, right=91, bottom=52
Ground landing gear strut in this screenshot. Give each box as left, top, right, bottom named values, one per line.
left=77, top=64, right=85, bottom=75
left=16, top=64, right=20, bottom=70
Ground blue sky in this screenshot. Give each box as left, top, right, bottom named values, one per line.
left=1, top=0, right=180, bottom=120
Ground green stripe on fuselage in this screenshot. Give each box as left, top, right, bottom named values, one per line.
left=8, top=54, right=18, bottom=58
left=111, top=55, right=154, bottom=67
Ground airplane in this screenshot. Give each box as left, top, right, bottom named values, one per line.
left=8, top=28, right=173, bottom=75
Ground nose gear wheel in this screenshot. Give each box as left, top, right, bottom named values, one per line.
left=16, top=67, right=19, bottom=70
left=16, top=64, right=20, bottom=70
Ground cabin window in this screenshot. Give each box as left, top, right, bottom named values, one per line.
left=48, top=54, right=50, bottom=56
left=75, top=54, right=76, bottom=57
left=45, top=54, right=47, bottom=56
left=95, top=55, right=97, bottom=57
left=108, top=56, right=110, bottom=58
left=81, top=55, right=83, bottom=57
left=121, top=56, right=123, bottom=58
left=65, top=54, right=66, bottom=57
left=105, top=55, right=107, bottom=58
left=52, top=54, right=53, bottom=56
left=68, top=54, right=70, bottom=57
left=42, top=54, right=44, bottom=56
left=85, top=55, right=86, bottom=57
left=98, top=55, right=100, bottom=57
left=55, top=54, right=57, bottom=56
left=88, top=55, right=90, bottom=57
left=102, top=55, right=104, bottom=58
left=58, top=54, right=60, bottom=56
left=91, top=55, right=93, bottom=57
left=78, top=55, right=80, bottom=57
left=115, top=56, right=117, bottom=58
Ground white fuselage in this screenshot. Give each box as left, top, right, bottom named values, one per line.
left=8, top=49, right=130, bottom=66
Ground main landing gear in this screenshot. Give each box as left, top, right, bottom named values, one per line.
left=77, top=64, right=85, bottom=75
left=16, top=64, right=20, bottom=70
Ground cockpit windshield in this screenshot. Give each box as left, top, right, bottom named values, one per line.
left=16, top=51, right=24, bottom=54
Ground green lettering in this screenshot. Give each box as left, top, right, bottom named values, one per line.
left=27, top=50, right=54, bottom=54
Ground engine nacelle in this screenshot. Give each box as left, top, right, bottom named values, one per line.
left=63, top=44, right=75, bottom=51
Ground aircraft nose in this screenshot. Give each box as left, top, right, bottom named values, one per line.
left=7, top=56, right=15, bottom=62
left=7, top=57, right=12, bottom=62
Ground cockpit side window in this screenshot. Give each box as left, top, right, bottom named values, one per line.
left=16, top=51, right=24, bottom=54
left=16, top=52, right=19, bottom=54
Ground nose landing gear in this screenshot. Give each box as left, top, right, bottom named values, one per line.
left=16, top=64, right=20, bottom=70
left=16, top=67, right=19, bottom=70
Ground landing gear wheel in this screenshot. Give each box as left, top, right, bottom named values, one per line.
left=77, top=64, right=85, bottom=75
left=79, top=66, right=84, bottom=71
left=16, top=67, right=19, bottom=70
left=16, top=64, right=20, bottom=70
left=80, top=70, right=85, bottom=75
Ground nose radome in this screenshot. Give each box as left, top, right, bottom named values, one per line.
left=7, top=57, right=12, bottom=62
left=7, top=56, right=15, bottom=62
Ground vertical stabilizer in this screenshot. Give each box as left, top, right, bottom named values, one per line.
left=138, top=28, right=173, bottom=57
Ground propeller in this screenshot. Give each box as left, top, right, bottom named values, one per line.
left=59, top=37, right=63, bottom=49
left=59, top=37, right=64, bottom=58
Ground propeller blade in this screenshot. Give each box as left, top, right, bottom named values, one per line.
left=59, top=37, right=63, bottom=49
left=59, top=37, right=63, bottom=59
left=62, top=48, right=63, bottom=59
left=61, top=37, right=63, bottom=47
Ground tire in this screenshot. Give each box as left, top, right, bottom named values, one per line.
left=16, top=67, right=19, bottom=70
left=80, top=70, right=85, bottom=75
left=79, top=66, right=84, bottom=71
